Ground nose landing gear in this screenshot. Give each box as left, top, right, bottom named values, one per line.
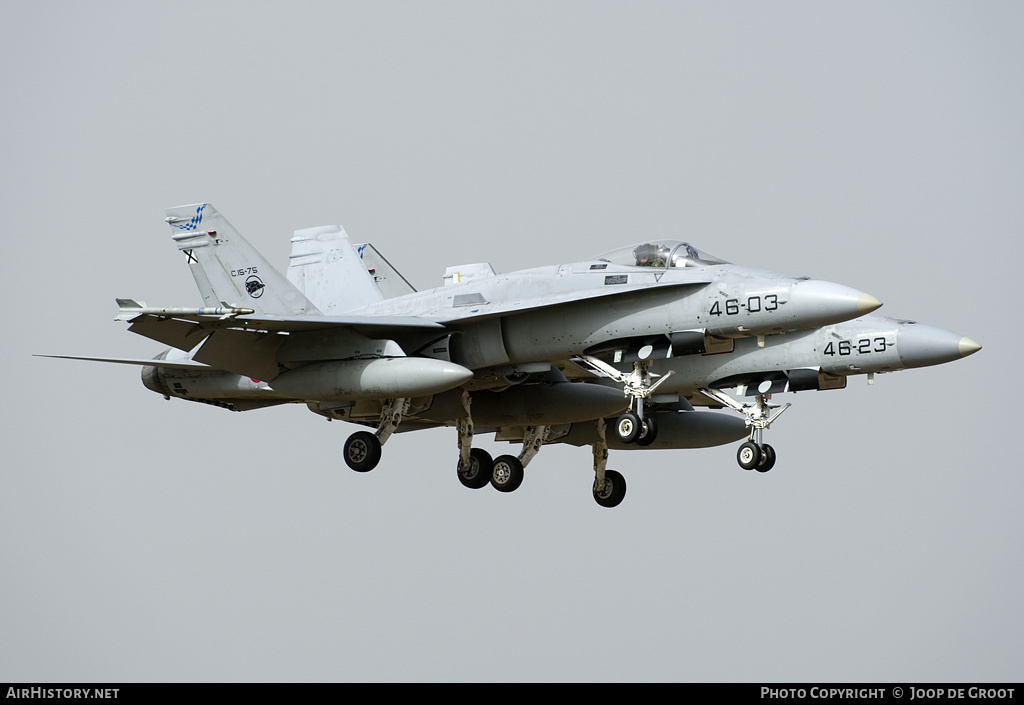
left=574, top=355, right=673, bottom=446
left=700, top=388, right=789, bottom=472
left=737, top=440, right=776, bottom=472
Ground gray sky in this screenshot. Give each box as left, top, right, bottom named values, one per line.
left=2, top=1, right=1021, bottom=682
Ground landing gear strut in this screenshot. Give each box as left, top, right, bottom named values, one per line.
left=455, top=392, right=493, bottom=488
left=591, top=418, right=626, bottom=507
left=489, top=424, right=550, bottom=492
left=701, top=388, right=788, bottom=472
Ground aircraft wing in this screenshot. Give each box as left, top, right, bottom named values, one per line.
left=125, top=311, right=446, bottom=334
left=434, top=279, right=711, bottom=324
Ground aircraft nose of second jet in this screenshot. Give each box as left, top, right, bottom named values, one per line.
left=897, top=322, right=982, bottom=368
left=788, top=279, right=883, bottom=326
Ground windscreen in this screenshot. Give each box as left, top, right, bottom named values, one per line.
left=592, top=240, right=729, bottom=268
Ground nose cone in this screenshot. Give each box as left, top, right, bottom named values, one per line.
left=857, top=293, right=884, bottom=314
left=788, top=279, right=883, bottom=327
left=897, top=322, right=982, bottom=368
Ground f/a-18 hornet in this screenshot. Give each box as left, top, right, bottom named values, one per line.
left=44, top=204, right=981, bottom=507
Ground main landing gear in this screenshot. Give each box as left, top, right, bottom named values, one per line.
left=700, top=388, right=789, bottom=473
left=457, top=419, right=627, bottom=508
left=591, top=417, right=626, bottom=507
left=455, top=390, right=543, bottom=493
left=338, top=392, right=534, bottom=494
left=345, top=392, right=630, bottom=508
left=343, top=397, right=409, bottom=472
left=456, top=401, right=627, bottom=506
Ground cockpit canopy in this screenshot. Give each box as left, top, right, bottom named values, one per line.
left=592, top=240, right=729, bottom=268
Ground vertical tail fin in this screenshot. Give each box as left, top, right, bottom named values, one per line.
left=165, top=203, right=320, bottom=316
left=286, top=225, right=385, bottom=314
left=354, top=242, right=417, bottom=299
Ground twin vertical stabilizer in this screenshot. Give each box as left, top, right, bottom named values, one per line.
left=286, top=225, right=385, bottom=315
left=165, top=203, right=320, bottom=316
left=166, top=203, right=415, bottom=317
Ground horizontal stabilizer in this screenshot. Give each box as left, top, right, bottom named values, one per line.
left=120, top=308, right=451, bottom=381
left=34, top=354, right=212, bottom=370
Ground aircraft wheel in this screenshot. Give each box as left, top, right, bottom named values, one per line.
left=756, top=444, right=776, bottom=473
left=737, top=441, right=762, bottom=470
left=458, top=448, right=494, bottom=489
left=635, top=415, right=658, bottom=447
left=344, top=431, right=382, bottom=472
left=490, top=455, right=524, bottom=493
left=615, top=412, right=642, bottom=444
left=593, top=469, right=626, bottom=508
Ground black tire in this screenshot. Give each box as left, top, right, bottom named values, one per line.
left=756, top=444, right=776, bottom=473
left=737, top=441, right=762, bottom=470
left=635, top=414, right=659, bottom=447
left=344, top=431, right=382, bottom=472
left=593, top=469, right=627, bottom=508
left=615, top=412, right=642, bottom=444
left=458, top=448, right=494, bottom=489
left=490, top=455, right=524, bottom=493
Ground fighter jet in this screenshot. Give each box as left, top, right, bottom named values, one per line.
left=41, top=203, right=980, bottom=507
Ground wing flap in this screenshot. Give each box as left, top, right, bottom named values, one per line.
left=191, top=329, right=286, bottom=381
left=127, top=315, right=211, bottom=351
